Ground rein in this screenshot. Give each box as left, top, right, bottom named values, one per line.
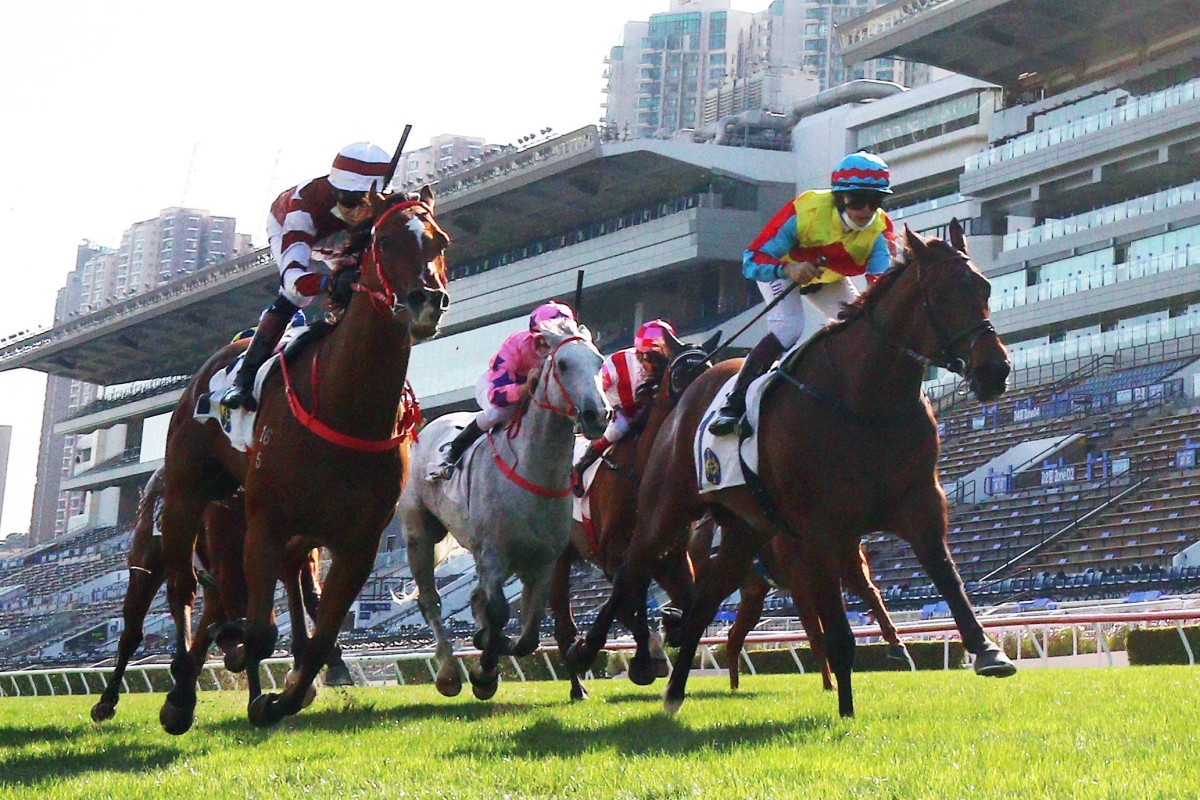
left=351, top=200, right=441, bottom=318
left=279, top=352, right=419, bottom=452
left=491, top=335, right=586, bottom=498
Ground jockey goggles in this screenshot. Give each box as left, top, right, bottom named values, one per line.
left=336, top=190, right=368, bottom=208
left=841, top=191, right=886, bottom=211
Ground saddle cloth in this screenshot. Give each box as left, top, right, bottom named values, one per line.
left=427, top=419, right=488, bottom=514
left=193, top=324, right=309, bottom=452
left=570, top=436, right=607, bottom=525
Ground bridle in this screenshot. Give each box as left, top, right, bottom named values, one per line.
left=868, top=253, right=996, bottom=377
left=531, top=335, right=587, bottom=419
left=353, top=200, right=446, bottom=318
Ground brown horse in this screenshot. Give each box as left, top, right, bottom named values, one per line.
left=89, top=469, right=353, bottom=724
left=157, top=188, right=449, bottom=732
left=549, top=332, right=715, bottom=700
left=572, top=221, right=1015, bottom=718
left=689, top=521, right=908, bottom=691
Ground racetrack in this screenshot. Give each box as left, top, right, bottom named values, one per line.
left=0, top=669, right=1195, bottom=799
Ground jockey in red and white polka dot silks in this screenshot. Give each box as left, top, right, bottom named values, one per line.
left=428, top=302, right=577, bottom=481
left=221, top=141, right=392, bottom=414
left=708, top=151, right=899, bottom=436
left=570, top=319, right=673, bottom=496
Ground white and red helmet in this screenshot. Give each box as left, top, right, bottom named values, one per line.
left=529, top=301, right=575, bottom=332
left=329, top=142, right=391, bottom=192
left=635, top=319, right=674, bottom=355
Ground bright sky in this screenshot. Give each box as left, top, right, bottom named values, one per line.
left=0, top=0, right=759, bottom=537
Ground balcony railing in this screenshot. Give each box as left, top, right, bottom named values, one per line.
left=966, top=77, right=1200, bottom=172
left=1002, top=180, right=1200, bottom=251
left=990, top=246, right=1200, bottom=312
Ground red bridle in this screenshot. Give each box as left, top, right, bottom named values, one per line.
left=352, top=200, right=445, bottom=318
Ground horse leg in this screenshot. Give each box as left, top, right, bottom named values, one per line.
left=565, top=577, right=622, bottom=672
left=405, top=510, right=460, bottom=697
left=807, top=553, right=856, bottom=718
left=780, top=553, right=833, bottom=692
left=157, top=492, right=207, bottom=736
left=549, top=549, right=588, bottom=701
left=240, top=526, right=282, bottom=718
left=468, top=555, right=509, bottom=701
left=650, top=548, right=696, bottom=649
left=249, top=549, right=372, bottom=727
left=92, top=554, right=164, bottom=722
left=725, top=575, right=767, bottom=691
left=508, top=566, right=555, bottom=658
left=281, top=564, right=317, bottom=708
left=663, top=521, right=756, bottom=715
left=843, top=544, right=909, bottom=663
left=899, top=499, right=1015, bottom=677
left=299, top=550, right=353, bottom=687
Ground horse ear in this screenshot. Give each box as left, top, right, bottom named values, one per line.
left=948, top=217, right=969, bottom=255
left=419, top=184, right=436, bottom=212
left=662, top=327, right=685, bottom=357
left=904, top=225, right=928, bottom=259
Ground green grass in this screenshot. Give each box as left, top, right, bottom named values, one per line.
left=0, top=668, right=1196, bottom=799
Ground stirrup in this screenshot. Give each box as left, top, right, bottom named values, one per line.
left=221, top=386, right=256, bottom=413
left=707, top=409, right=743, bottom=436
left=427, top=457, right=457, bottom=482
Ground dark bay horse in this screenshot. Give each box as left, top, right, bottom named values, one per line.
left=575, top=221, right=1016, bottom=718
left=157, top=188, right=448, bottom=732
left=689, top=522, right=907, bottom=691
left=89, top=469, right=352, bottom=723
left=550, top=332, right=715, bottom=700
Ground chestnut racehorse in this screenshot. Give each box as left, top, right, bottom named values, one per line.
left=157, top=188, right=448, bottom=732
left=550, top=331, right=715, bottom=700
left=572, top=221, right=1016, bottom=718
left=689, top=522, right=909, bottom=691
left=89, top=469, right=353, bottom=724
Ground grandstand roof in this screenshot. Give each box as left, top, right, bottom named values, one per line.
left=838, top=0, right=1200, bottom=93
left=0, top=131, right=790, bottom=386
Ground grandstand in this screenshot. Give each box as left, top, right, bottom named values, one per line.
left=1, top=0, right=1199, bottom=666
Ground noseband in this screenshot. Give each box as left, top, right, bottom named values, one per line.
left=354, top=200, right=444, bottom=318
left=533, top=335, right=587, bottom=419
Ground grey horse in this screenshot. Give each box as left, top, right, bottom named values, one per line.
left=399, top=318, right=611, bottom=699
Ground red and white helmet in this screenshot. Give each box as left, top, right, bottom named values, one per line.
left=329, top=142, right=391, bottom=192
left=528, top=301, right=575, bottom=332
left=635, top=319, right=674, bottom=355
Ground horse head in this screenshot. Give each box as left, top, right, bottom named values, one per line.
left=361, top=185, right=450, bottom=341
left=533, top=318, right=612, bottom=440
left=664, top=329, right=719, bottom=403
left=902, top=219, right=1010, bottom=401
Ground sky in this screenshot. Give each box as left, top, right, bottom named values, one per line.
left=0, top=0, right=759, bottom=537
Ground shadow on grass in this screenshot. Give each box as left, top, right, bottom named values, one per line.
left=0, top=741, right=192, bottom=786
left=601, top=688, right=766, bottom=705
left=449, top=712, right=829, bottom=760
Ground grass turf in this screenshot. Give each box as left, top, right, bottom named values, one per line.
left=0, top=668, right=1195, bottom=799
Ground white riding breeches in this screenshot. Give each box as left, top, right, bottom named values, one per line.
left=757, top=276, right=861, bottom=349
left=473, top=372, right=519, bottom=431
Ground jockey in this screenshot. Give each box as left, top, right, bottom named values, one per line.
left=570, top=318, right=674, bottom=497
left=708, top=151, right=898, bottom=435
left=221, top=141, right=391, bottom=412
left=428, top=301, right=576, bottom=481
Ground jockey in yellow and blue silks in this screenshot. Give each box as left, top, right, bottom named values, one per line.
left=708, top=151, right=898, bottom=436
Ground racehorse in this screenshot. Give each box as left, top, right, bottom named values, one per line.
left=89, top=469, right=353, bottom=724
left=572, top=221, right=1016, bottom=718
left=400, top=317, right=610, bottom=700
left=688, top=521, right=908, bottom=691
left=157, top=187, right=448, bottom=731
left=550, top=331, right=715, bottom=700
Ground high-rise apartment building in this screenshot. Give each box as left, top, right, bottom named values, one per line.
left=394, top=134, right=497, bottom=191
left=28, top=211, right=249, bottom=544
left=604, top=0, right=938, bottom=140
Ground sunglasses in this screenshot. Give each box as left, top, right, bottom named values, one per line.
left=336, top=191, right=368, bottom=208
left=842, top=192, right=884, bottom=211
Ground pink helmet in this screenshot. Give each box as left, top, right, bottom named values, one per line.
left=329, top=141, right=391, bottom=192
left=528, top=301, right=575, bottom=332
left=635, top=319, right=675, bottom=355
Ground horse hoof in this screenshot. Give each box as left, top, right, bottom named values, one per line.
left=435, top=664, right=463, bottom=697
left=569, top=681, right=589, bottom=702
left=628, top=657, right=657, bottom=687
left=661, top=606, right=684, bottom=648
left=159, top=699, right=195, bottom=736
left=248, top=693, right=283, bottom=728
left=90, top=702, right=116, bottom=723
left=285, top=669, right=318, bottom=709
left=565, top=639, right=596, bottom=672
left=729, top=675, right=740, bottom=692
left=324, top=662, right=355, bottom=687
left=663, top=691, right=684, bottom=716
left=471, top=674, right=499, bottom=701
left=886, top=644, right=910, bottom=661
left=652, top=656, right=670, bottom=679
left=224, top=646, right=246, bottom=674
left=974, top=648, right=1017, bottom=678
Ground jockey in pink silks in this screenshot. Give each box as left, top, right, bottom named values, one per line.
left=569, top=319, right=673, bottom=496
left=427, top=301, right=577, bottom=481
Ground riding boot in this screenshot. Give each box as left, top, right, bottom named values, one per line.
left=570, top=439, right=609, bottom=498
left=428, top=420, right=484, bottom=481
left=707, top=333, right=786, bottom=436
left=221, top=299, right=297, bottom=413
